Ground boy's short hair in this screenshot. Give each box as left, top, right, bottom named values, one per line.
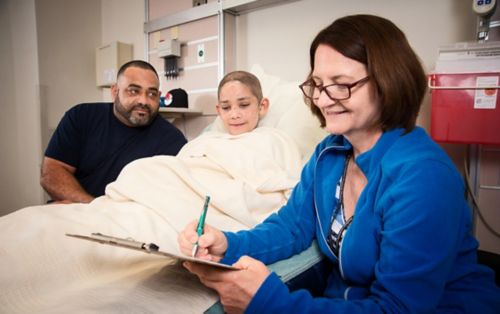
left=218, top=71, right=263, bottom=101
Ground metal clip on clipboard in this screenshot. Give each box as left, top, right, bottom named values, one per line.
left=90, top=233, right=159, bottom=252
left=66, top=233, right=159, bottom=252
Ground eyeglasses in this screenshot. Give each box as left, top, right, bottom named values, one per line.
left=299, top=76, right=370, bottom=102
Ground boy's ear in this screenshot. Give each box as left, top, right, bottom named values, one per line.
left=259, top=97, right=270, bottom=118
left=110, top=83, right=118, bottom=102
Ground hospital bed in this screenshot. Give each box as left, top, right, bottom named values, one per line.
left=0, top=65, right=327, bottom=313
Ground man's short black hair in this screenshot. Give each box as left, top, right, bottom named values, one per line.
left=117, top=60, right=159, bottom=79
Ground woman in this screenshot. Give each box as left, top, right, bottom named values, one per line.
left=178, top=15, right=500, bottom=313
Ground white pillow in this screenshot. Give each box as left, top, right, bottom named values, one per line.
left=208, top=64, right=328, bottom=163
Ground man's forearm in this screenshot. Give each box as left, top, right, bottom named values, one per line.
left=40, top=168, right=94, bottom=203
left=41, top=175, right=94, bottom=203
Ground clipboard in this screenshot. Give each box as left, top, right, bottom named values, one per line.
left=66, top=232, right=238, bottom=270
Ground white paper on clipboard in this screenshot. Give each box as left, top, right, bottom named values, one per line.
left=66, top=233, right=238, bottom=270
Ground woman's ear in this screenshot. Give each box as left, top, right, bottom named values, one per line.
left=259, top=98, right=270, bottom=118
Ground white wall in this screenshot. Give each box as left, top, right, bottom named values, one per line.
left=236, top=0, right=476, bottom=80
left=0, top=0, right=104, bottom=215
left=100, top=0, right=146, bottom=101
left=0, top=0, right=143, bottom=215
left=0, top=0, right=44, bottom=215
left=101, top=0, right=146, bottom=60
left=36, top=0, right=102, bottom=140
left=235, top=0, right=476, bottom=132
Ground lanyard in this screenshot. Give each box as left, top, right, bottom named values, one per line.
left=327, top=152, right=354, bottom=257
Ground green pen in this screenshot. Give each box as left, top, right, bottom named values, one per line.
left=191, top=195, right=210, bottom=257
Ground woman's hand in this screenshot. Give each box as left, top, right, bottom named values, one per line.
left=177, top=220, right=228, bottom=262
left=183, top=256, right=270, bottom=314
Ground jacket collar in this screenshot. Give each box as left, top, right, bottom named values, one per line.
left=325, top=133, right=353, bottom=152
left=356, top=128, right=405, bottom=176
left=326, top=128, right=406, bottom=176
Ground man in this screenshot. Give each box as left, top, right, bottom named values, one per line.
left=40, top=60, right=187, bottom=203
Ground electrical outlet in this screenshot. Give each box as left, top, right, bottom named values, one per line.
left=197, top=44, right=205, bottom=63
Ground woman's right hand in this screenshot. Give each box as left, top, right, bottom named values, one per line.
left=177, top=220, right=228, bottom=262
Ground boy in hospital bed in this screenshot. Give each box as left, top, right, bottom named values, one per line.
left=0, top=70, right=304, bottom=313
left=215, top=70, right=270, bottom=135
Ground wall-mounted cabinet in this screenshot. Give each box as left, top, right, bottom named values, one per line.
left=159, top=107, right=203, bottom=120
left=96, top=41, right=133, bottom=87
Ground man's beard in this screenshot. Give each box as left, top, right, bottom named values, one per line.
left=114, top=98, right=157, bottom=127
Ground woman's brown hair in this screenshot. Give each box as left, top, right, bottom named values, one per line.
left=306, top=14, right=427, bottom=132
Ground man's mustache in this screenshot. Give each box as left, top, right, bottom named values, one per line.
left=132, top=104, right=151, bottom=113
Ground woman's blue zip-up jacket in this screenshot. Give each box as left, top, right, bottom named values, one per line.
left=222, top=127, right=500, bottom=313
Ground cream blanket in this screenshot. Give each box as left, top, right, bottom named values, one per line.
left=0, top=127, right=302, bottom=314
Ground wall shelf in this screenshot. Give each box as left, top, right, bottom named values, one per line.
left=222, top=0, right=296, bottom=15
left=159, top=107, right=203, bottom=121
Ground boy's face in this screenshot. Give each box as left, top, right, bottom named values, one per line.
left=216, top=81, right=268, bottom=135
